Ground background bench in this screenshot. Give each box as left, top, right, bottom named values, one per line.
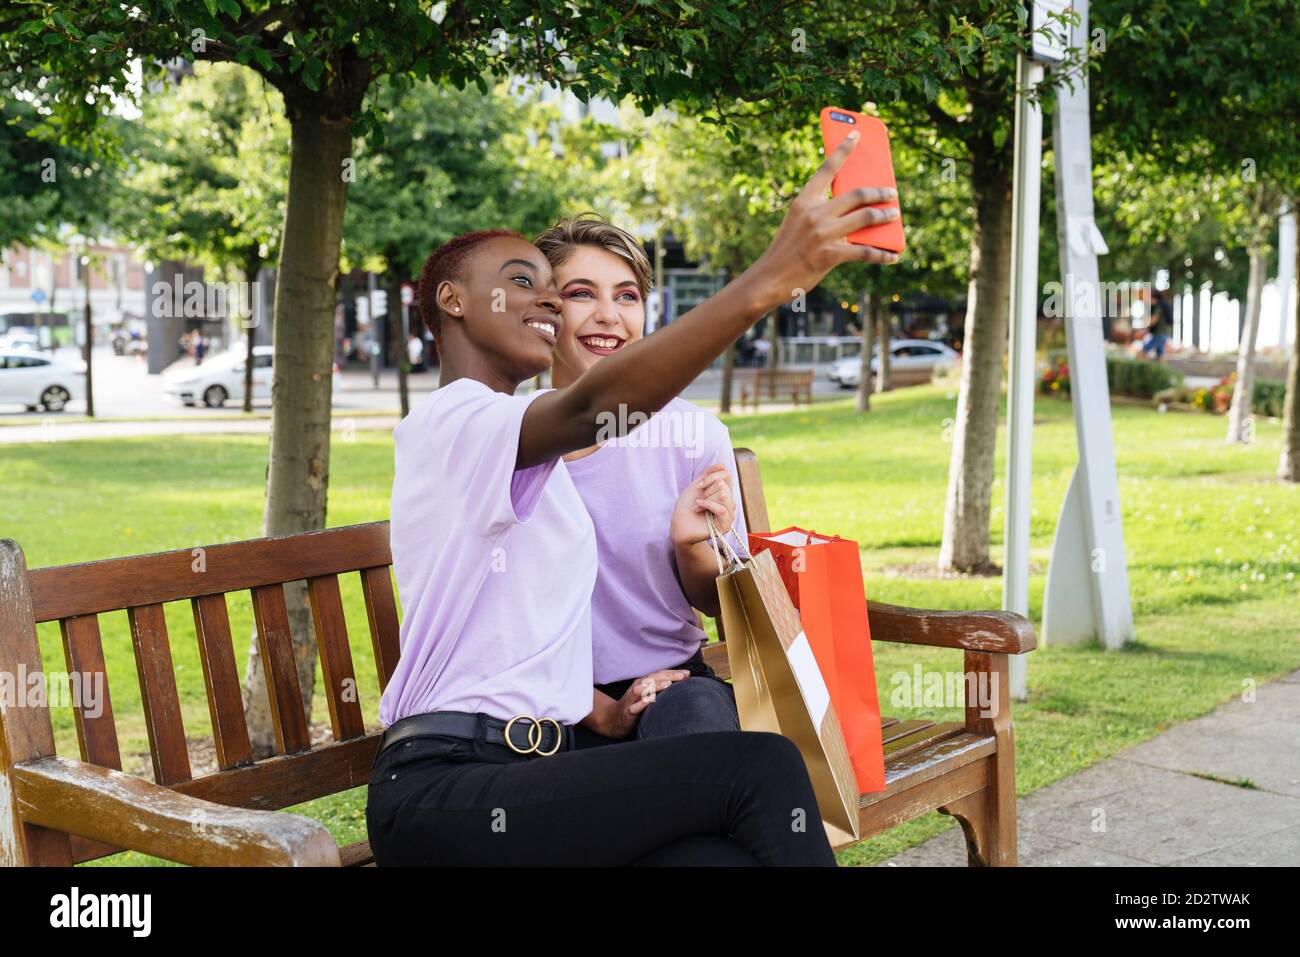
left=737, top=369, right=814, bottom=410
left=0, top=448, right=1033, bottom=867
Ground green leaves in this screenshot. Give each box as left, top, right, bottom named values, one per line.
left=301, top=58, right=323, bottom=92
left=107, top=62, right=289, bottom=275
left=5, top=0, right=1044, bottom=154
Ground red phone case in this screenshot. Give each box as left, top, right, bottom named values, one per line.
left=819, top=107, right=905, bottom=252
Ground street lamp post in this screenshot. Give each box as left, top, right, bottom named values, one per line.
left=1004, top=47, right=1046, bottom=702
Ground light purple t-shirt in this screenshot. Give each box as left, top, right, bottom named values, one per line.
left=563, top=397, right=748, bottom=684
left=378, top=378, right=597, bottom=728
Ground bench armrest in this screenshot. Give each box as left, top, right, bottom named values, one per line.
left=868, top=601, right=1036, bottom=655
left=13, top=756, right=341, bottom=867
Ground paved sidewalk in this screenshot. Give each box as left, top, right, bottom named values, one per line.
left=882, top=669, right=1300, bottom=866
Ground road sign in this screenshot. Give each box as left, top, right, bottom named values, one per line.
left=30, top=289, right=47, bottom=304
left=1030, top=0, right=1070, bottom=64
left=400, top=283, right=414, bottom=306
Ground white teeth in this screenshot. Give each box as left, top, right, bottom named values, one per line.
left=526, top=320, right=556, bottom=337
left=581, top=337, right=620, bottom=349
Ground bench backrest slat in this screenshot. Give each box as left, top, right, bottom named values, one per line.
left=308, top=574, right=367, bottom=741
left=26, top=522, right=392, bottom=623
left=360, top=566, right=401, bottom=691
left=191, top=593, right=254, bottom=770
left=128, top=603, right=192, bottom=785
left=734, top=448, right=770, bottom=532
left=59, top=614, right=122, bottom=771
left=250, top=583, right=312, bottom=755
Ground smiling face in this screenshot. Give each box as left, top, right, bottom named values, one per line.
left=433, top=236, right=563, bottom=386
left=549, top=244, right=647, bottom=387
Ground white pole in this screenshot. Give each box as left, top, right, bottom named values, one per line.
left=1004, top=53, right=1045, bottom=702
left=1278, top=207, right=1296, bottom=354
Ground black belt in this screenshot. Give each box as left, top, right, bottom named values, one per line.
left=378, top=710, right=576, bottom=760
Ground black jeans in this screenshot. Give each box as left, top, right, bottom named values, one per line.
left=365, top=727, right=836, bottom=867
left=574, top=646, right=740, bottom=749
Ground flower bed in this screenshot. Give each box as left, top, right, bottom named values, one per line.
left=1040, top=354, right=1183, bottom=400
left=1156, top=372, right=1287, bottom=417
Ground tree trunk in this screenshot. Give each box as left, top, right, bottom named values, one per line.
left=81, top=270, right=94, bottom=417
left=385, top=267, right=410, bottom=416
left=242, top=112, right=352, bottom=757
left=876, top=296, right=891, bottom=392
left=1227, top=244, right=1267, bottom=443
left=938, top=154, right=1013, bottom=573
left=1279, top=239, right=1300, bottom=480
left=856, top=291, right=875, bottom=412
left=242, top=258, right=262, bottom=414
left=719, top=341, right=736, bottom=413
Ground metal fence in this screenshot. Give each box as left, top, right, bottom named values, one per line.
left=776, top=335, right=863, bottom=367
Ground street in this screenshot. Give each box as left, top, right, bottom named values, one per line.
left=0, top=345, right=854, bottom=442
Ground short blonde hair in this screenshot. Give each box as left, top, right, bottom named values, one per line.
left=534, top=213, right=653, bottom=299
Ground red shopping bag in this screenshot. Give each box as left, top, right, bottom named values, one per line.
left=749, top=527, right=886, bottom=793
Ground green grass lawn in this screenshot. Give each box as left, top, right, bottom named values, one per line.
left=4, top=383, right=1298, bottom=866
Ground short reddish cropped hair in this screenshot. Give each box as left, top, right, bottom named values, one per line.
left=416, top=229, right=525, bottom=353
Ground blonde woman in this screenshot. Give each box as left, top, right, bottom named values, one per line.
left=535, top=215, right=749, bottom=747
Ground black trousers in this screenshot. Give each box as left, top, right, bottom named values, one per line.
left=365, top=727, right=836, bottom=867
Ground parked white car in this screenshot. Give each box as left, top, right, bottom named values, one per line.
left=0, top=350, right=86, bottom=412
left=828, top=338, right=959, bottom=389
left=0, top=331, right=41, bottom=352
left=163, top=346, right=274, bottom=408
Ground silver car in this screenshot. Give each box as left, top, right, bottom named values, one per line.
left=829, top=338, right=958, bottom=389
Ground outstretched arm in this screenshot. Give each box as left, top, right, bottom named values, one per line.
left=517, top=133, right=899, bottom=468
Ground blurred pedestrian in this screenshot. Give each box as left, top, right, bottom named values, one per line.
left=1142, top=289, right=1172, bottom=361
left=408, top=332, right=426, bottom=373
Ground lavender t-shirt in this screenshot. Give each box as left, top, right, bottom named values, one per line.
left=563, top=397, right=747, bottom=684
left=378, top=378, right=597, bottom=728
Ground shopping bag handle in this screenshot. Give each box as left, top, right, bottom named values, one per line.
left=705, top=512, right=746, bottom=574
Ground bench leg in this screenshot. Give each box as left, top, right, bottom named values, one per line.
left=0, top=540, right=74, bottom=865
left=937, top=747, right=1017, bottom=866
left=936, top=650, right=1018, bottom=866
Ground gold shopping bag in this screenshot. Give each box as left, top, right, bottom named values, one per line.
left=708, top=516, right=861, bottom=846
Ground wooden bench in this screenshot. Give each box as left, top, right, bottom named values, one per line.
left=737, top=368, right=814, bottom=410
left=0, top=448, right=1034, bottom=867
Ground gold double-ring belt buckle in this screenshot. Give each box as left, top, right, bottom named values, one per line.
left=504, top=715, right=564, bottom=756
left=534, top=717, right=563, bottom=756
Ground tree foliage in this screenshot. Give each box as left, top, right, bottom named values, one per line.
left=111, top=62, right=288, bottom=277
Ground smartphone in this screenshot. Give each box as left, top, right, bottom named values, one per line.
left=819, top=107, right=905, bottom=252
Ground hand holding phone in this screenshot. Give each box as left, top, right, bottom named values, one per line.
left=819, top=107, right=905, bottom=253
